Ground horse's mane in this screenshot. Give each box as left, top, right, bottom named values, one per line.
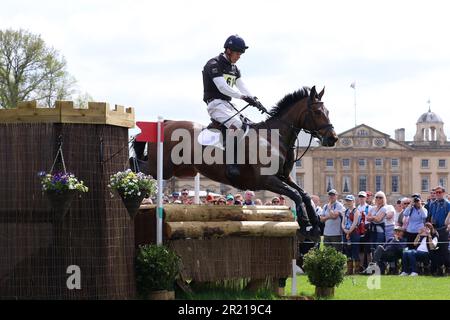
left=267, top=86, right=310, bottom=119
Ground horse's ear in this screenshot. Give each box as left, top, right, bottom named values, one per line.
left=318, top=87, right=325, bottom=100
left=310, top=86, right=317, bottom=99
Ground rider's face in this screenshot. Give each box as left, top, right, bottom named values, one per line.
left=226, top=49, right=242, bottom=63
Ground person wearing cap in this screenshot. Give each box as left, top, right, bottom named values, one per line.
left=320, top=189, right=344, bottom=252
left=205, top=194, right=215, bottom=205
left=373, top=226, right=406, bottom=275
left=365, top=191, right=374, bottom=205
left=402, top=193, right=428, bottom=249
left=427, top=186, right=450, bottom=275
left=341, top=194, right=361, bottom=274
left=171, top=191, right=180, bottom=202
left=357, top=191, right=372, bottom=270
left=202, top=35, right=267, bottom=180
left=225, top=194, right=235, bottom=206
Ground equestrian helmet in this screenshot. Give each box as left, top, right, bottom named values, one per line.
left=224, top=35, right=248, bottom=53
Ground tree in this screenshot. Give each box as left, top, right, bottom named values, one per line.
left=0, top=29, right=77, bottom=108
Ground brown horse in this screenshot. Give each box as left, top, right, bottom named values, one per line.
left=133, top=86, right=338, bottom=237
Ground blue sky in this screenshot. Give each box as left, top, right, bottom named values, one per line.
left=2, top=0, right=450, bottom=140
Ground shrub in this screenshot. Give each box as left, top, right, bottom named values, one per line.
left=135, top=244, right=181, bottom=296
left=303, top=246, right=346, bottom=288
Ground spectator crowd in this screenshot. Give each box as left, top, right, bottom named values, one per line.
left=146, top=185, right=450, bottom=277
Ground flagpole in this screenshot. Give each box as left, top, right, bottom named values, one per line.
left=354, top=86, right=356, bottom=127
left=156, top=116, right=164, bottom=245
left=351, top=82, right=357, bottom=127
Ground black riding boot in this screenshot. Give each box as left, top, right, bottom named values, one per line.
left=225, top=135, right=240, bottom=181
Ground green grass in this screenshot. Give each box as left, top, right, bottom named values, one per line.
left=286, top=275, right=450, bottom=300
left=178, top=275, right=450, bottom=300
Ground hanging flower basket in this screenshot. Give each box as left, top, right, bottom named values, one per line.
left=118, top=190, right=148, bottom=218
left=39, top=171, right=89, bottom=219
left=109, top=169, right=157, bottom=219
left=45, top=189, right=78, bottom=218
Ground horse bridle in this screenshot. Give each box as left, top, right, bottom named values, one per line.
left=273, top=97, right=335, bottom=162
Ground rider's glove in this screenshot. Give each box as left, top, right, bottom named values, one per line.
left=253, top=98, right=268, bottom=114
left=242, top=95, right=258, bottom=106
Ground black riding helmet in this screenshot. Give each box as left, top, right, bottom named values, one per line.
left=224, top=35, right=248, bottom=53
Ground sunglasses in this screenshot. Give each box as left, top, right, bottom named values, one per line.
left=375, top=196, right=383, bottom=199
left=402, top=202, right=411, bottom=205
left=435, top=191, right=444, bottom=194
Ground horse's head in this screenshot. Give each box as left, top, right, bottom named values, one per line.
left=302, top=86, right=338, bottom=147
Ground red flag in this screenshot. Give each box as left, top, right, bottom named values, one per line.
left=136, top=121, right=164, bottom=143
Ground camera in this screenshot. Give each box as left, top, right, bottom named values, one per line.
left=413, top=197, right=420, bottom=202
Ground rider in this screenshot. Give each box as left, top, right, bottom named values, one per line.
left=202, top=35, right=267, bottom=179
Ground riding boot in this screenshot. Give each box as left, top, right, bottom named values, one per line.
left=346, top=260, right=354, bottom=275
left=225, top=136, right=240, bottom=181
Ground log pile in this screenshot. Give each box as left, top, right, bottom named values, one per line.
left=154, top=204, right=299, bottom=240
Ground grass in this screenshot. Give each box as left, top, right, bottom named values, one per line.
left=286, top=275, right=450, bottom=300
left=177, top=275, right=450, bottom=300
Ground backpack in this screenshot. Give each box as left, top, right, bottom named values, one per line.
left=349, top=208, right=366, bottom=235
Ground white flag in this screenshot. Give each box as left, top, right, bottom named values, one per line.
left=350, top=82, right=356, bottom=89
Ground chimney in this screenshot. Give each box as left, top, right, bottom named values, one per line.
left=395, top=128, right=405, bottom=141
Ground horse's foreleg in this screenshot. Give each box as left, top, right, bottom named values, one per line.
left=284, top=176, right=319, bottom=226
left=263, top=176, right=311, bottom=231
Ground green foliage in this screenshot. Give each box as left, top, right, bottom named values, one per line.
left=0, top=29, right=77, bottom=108
left=135, top=244, right=181, bottom=295
left=108, top=169, right=157, bottom=199
left=303, top=246, right=346, bottom=288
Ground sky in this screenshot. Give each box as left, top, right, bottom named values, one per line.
left=2, top=0, right=450, bottom=140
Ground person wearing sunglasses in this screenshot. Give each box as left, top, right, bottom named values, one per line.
left=366, top=191, right=388, bottom=253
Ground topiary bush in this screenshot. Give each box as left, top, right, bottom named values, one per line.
left=135, top=244, right=181, bottom=297
left=303, top=246, right=346, bottom=289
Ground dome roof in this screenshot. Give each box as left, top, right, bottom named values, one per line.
left=417, top=110, right=443, bottom=124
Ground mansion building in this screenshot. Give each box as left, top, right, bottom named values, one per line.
left=165, top=108, right=450, bottom=204
left=297, top=108, right=450, bottom=203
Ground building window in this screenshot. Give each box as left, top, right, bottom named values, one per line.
left=439, top=176, right=447, bottom=189
left=421, top=177, right=430, bottom=192
left=297, top=174, right=304, bottom=189
left=342, top=176, right=351, bottom=193
left=375, top=175, right=383, bottom=192
left=391, top=158, right=399, bottom=168
left=326, top=159, right=334, bottom=168
left=359, top=176, right=367, bottom=192
left=342, top=158, right=350, bottom=168
left=326, top=176, right=335, bottom=192
left=357, top=129, right=369, bottom=136
left=296, top=159, right=303, bottom=168
left=375, top=158, right=383, bottom=168
left=358, top=159, right=366, bottom=168
left=391, top=176, right=400, bottom=193
left=421, top=159, right=429, bottom=168
left=438, top=159, right=446, bottom=168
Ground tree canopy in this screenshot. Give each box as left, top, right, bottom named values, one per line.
left=0, top=29, right=77, bottom=108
